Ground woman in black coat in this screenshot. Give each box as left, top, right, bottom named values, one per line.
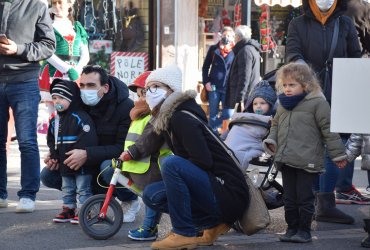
left=142, top=65, right=249, bottom=250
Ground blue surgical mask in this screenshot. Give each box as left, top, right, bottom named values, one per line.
left=81, top=88, right=102, bottom=106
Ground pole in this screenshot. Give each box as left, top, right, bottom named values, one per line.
left=241, top=0, right=251, bottom=27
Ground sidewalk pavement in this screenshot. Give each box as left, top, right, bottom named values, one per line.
left=1, top=136, right=369, bottom=249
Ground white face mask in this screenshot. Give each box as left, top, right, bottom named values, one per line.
left=315, top=0, right=335, bottom=12
left=145, top=88, right=167, bottom=110
left=81, top=88, right=102, bottom=106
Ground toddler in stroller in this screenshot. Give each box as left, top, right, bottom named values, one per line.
left=224, top=80, right=283, bottom=210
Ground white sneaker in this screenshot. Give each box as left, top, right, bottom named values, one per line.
left=0, top=198, right=8, bottom=208
left=16, top=198, right=35, bottom=213
left=123, top=198, right=141, bottom=223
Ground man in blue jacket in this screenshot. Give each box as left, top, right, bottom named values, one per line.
left=0, top=0, right=56, bottom=212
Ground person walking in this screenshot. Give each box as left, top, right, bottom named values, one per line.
left=225, top=25, right=261, bottom=112
left=285, top=0, right=364, bottom=224
left=202, top=26, right=235, bottom=133
left=0, top=0, right=56, bottom=212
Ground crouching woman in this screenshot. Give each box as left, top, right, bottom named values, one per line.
left=143, top=65, right=249, bottom=250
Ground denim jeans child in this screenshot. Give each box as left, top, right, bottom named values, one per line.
left=62, top=174, right=92, bottom=208
left=0, top=81, right=40, bottom=201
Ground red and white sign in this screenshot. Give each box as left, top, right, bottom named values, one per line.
left=110, top=52, right=149, bottom=85
left=89, top=40, right=113, bottom=54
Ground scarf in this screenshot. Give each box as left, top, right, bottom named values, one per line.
left=308, top=0, right=338, bottom=25
left=129, top=98, right=151, bottom=121
left=219, top=42, right=234, bottom=58
left=278, top=92, right=307, bottom=111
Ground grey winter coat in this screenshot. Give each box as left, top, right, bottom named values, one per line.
left=346, top=133, right=370, bottom=170
left=225, top=38, right=261, bottom=109
left=225, top=113, right=270, bottom=171
left=263, top=91, right=346, bottom=173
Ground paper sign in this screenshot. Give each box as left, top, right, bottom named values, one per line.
left=331, top=58, right=370, bottom=134
left=110, top=52, right=149, bottom=85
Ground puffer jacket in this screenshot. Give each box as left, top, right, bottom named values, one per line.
left=286, top=0, right=361, bottom=102
left=346, top=133, right=370, bottom=170
left=225, top=112, right=270, bottom=171
left=263, top=91, right=346, bottom=173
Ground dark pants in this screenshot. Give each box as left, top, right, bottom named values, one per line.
left=281, top=165, right=317, bottom=231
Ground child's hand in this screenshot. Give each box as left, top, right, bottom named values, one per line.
left=119, top=151, right=132, bottom=162
left=266, top=143, right=276, bottom=153
left=335, top=159, right=348, bottom=169
left=46, top=159, right=59, bottom=170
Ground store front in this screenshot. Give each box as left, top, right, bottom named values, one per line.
left=197, top=0, right=303, bottom=77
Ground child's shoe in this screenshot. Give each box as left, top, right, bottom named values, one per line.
left=128, top=226, right=158, bottom=241
left=70, top=215, right=79, bottom=225
left=279, top=228, right=298, bottom=242
left=290, top=229, right=312, bottom=243
left=53, top=206, right=75, bottom=223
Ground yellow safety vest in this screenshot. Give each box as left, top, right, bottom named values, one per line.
left=122, top=115, right=172, bottom=173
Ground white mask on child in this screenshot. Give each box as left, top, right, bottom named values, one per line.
left=145, top=88, right=167, bottom=110
left=315, top=0, right=335, bottom=12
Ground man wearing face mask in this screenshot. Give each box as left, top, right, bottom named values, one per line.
left=286, top=0, right=362, bottom=226
left=202, top=26, right=235, bottom=133
left=40, top=65, right=140, bottom=221
left=225, top=25, right=261, bottom=113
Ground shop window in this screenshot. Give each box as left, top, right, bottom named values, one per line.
left=73, top=0, right=150, bottom=72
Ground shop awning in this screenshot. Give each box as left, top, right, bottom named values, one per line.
left=254, top=0, right=302, bottom=7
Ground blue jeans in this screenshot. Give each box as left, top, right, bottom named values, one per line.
left=143, top=181, right=168, bottom=213
left=0, top=80, right=40, bottom=201
left=62, top=174, right=92, bottom=208
left=143, top=205, right=162, bottom=229
left=208, top=91, right=233, bottom=132
left=319, top=137, right=354, bottom=193
left=99, top=160, right=137, bottom=202
left=152, top=155, right=221, bottom=237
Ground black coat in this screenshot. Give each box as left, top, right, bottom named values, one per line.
left=286, top=0, right=361, bottom=101
left=158, top=93, right=249, bottom=224
left=225, top=38, right=261, bottom=110
left=47, top=80, right=98, bottom=176
left=202, top=44, right=235, bottom=93
left=84, top=76, right=134, bottom=168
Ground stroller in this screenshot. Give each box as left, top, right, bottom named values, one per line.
left=225, top=116, right=284, bottom=211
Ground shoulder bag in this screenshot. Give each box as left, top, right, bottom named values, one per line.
left=181, top=110, right=270, bottom=235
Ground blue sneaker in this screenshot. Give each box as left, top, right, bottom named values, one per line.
left=128, top=226, right=158, bottom=241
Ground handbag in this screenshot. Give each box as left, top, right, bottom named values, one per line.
left=181, top=110, right=270, bottom=235
left=318, top=18, right=339, bottom=102
left=200, top=85, right=208, bottom=103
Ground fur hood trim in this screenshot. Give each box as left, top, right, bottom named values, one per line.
left=152, top=90, right=197, bottom=133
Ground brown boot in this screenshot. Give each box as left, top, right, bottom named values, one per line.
left=198, top=223, right=231, bottom=246
left=151, top=232, right=198, bottom=250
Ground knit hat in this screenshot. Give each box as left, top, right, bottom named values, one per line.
left=246, top=80, right=277, bottom=113
left=51, top=80, right=73, bottom=103
left=145, top=65, right=182, bottom=92
left=128, top=71, right=152, bottom=92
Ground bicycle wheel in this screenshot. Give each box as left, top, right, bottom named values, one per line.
left=79, top=194, right=123, bottom=240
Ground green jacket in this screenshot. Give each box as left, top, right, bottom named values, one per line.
left=263, top=91, right=346, bottom=173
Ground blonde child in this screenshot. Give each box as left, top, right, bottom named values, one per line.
left=263, top=63, right=347, bottom=243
